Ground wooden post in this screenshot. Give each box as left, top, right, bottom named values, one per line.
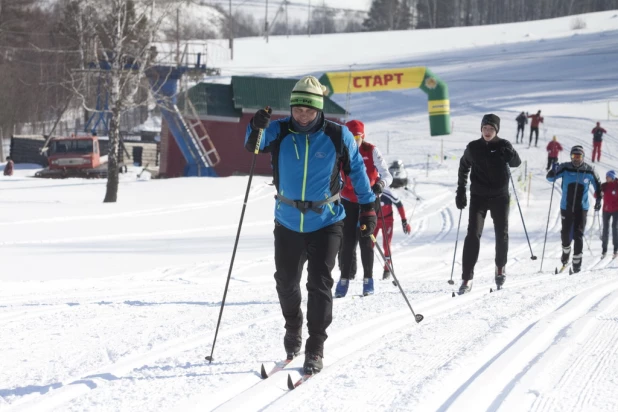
left=527, top=173, right=532, bottom=207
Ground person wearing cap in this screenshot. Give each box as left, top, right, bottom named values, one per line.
left=599, top=170, right=618, bottom=258
left=546, top=145, right=602, bottom=272
left=244, top=75, right=376, bottom=375
left=591, top=121, right=607, bottom=163
left=455, top=114, right=521, bottom=294
left=546, top=135, right=563, bottom=171
left=335, top=120, right=392, bottom=298
left=527, top=110, right=544, bottom=147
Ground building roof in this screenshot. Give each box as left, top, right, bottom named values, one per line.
left=183, top=76, right=347, bottom=119
left=178, top=83, right=242, bottom=118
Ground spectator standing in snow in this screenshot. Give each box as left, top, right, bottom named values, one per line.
left=546, top=136, right=563, bottom=171
left=599, top=170, right=618, bottom=258
left=546, top=146, right=602, bottom=273
left=244, top=76, right=376, bottom=375
left=455, top=114, right=521, bottom=294
left=591, top=122, right=607, bottom=163
left=515, top=111, right=527, bottom=144
left=527, top=110, right=544, bottom=147
left=3, top=156, right=14, bottom=176
left=335, top=119, right=391, bottom=298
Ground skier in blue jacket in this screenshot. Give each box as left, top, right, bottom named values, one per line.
left=244, top=75, right=376, bottom=375
left=546, top=145, right=602, bottom=272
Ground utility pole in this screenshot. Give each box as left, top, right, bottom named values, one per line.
left=265, top=0, right=269, bottom=43
left=307, top=0, right=311, bottom=36
left=176, top=8, right=180, bottom=65
left=229, top=0, right=234, bottom=60
left=322, top=0, right=325, bottom=34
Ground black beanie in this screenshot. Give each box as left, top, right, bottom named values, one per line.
left=481, top=114, right=500, bottom=133
left=571, top=145, right=585, bottom=157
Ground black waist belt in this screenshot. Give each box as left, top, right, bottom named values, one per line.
left=276, top=193, right=340, bottom=214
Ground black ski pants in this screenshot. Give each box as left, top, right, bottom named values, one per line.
left=516, top=124, right=524, bottom=142
left=529, top=127, right=539, bottom=146
left=546, top=156, right=558, bottom=171
left=462, top=194, right=510, bottom=280
left=602, top=211, right=618, bottom=253
left=274, top=220, right=343, bottom=357
left=339, top=198, right=375, bottom=279
left=560, top=209, right=587, bottom=257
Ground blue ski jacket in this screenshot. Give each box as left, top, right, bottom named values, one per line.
left=546, top=162, right=601, bottom=211
left=245, top=116, right=375, bottom=233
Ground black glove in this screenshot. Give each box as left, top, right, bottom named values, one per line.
left=251, top=108, right=272, bottom=130
left=372, top=180, right=385, bottom=194
left=455, top=187, right=467, bottom=210
left=595, top=197, right=602, bottom=211
left=500, top=145, right=515, bottom=163
left=359, top=203, right=377, bottom=237
left=402, top=219, right=411, bottom=235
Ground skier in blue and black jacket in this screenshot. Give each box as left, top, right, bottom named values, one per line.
left=244, top=75, right=376, bottom=375
left=546, top=145, right=602, bottom=273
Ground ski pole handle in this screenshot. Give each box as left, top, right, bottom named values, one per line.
left=253, top=106, right=271, bottom=155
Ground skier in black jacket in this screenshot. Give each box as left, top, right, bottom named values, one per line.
left=455, top=114, right=521, bottom=294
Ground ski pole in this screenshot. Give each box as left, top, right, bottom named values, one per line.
left=362, top=225, right=424, bottom=323
left=507, top=166, right=537, bottom=260
left=205, top=108, right=270, bottom=363
left=539, top=178, right=557, bottom=272
left=448, top=209, right=463, bottom=285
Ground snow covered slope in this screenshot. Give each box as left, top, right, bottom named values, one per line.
left=1, top=10, right=618, bottom=412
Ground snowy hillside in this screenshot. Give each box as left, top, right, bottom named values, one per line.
left=1, top=10, right=618, bottom=412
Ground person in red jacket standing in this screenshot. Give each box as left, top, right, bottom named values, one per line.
left=600, top=170, right=618, bottom=258
left=591, top=122, right=607, bottom=163
left=527, top=110, right=544, bottom=147
left=375, top=187, right=411, bottom=280
left=336, top=120, right=392, bottom=297
left=546, top=136, right=563, bottom=171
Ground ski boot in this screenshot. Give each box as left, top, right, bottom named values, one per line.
left=283, top=328, right=302, bottom=360
left=561, top=246, right=571, bottom=266
left=363, top=278, right=374, bottom=296
left=382, top=268, right=391, bottom=280
left=495, top=266, right=506, bottom=290
left=458, top=280, right=473, bottom=295
left=572, top=253, right=582, bottom=274
left=335, top=279, right=349, bottom=298
left=303, top=352, right=323, bottom=375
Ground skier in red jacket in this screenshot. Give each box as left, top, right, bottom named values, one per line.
left=591, top=122, right=607, bottom=163
left=336, top=119, right=392, bottom=297
left=527, top=110, right=544, bottom=147
left=600, top=170, right=618, bottom=258
left=546, top=136, right=563, bottom=171
left=375, top=187, right=411, bottom=280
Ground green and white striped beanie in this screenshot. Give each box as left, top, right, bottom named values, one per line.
left=290, top=76, right=327, bottom=111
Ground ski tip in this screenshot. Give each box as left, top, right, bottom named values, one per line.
left=452, top=291, right=456, bottom=298
left=260, top=364, right=268, bottom=379
left=490, top=288, right=493, bottom=293
left=287, top=374, right=295, bottom=390
left=554, top=268, right=558, bottom=274
left=569, top=268, right=573, bottom=275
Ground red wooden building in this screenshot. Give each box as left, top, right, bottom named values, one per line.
left=159, top=76, right=347, bottom=177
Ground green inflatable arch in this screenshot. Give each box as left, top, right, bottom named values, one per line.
left=319, top=67, right=450, bottom=136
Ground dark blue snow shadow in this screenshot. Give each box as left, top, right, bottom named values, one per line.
left=0, top=382, right=63, bottom=397
left=66, top=302, right=80, bottom=306
left=486, top=292, right=612, bottom=410
left=122, top=300, right=278, bottom=307
left=436, top=294, right=578, bottom=411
